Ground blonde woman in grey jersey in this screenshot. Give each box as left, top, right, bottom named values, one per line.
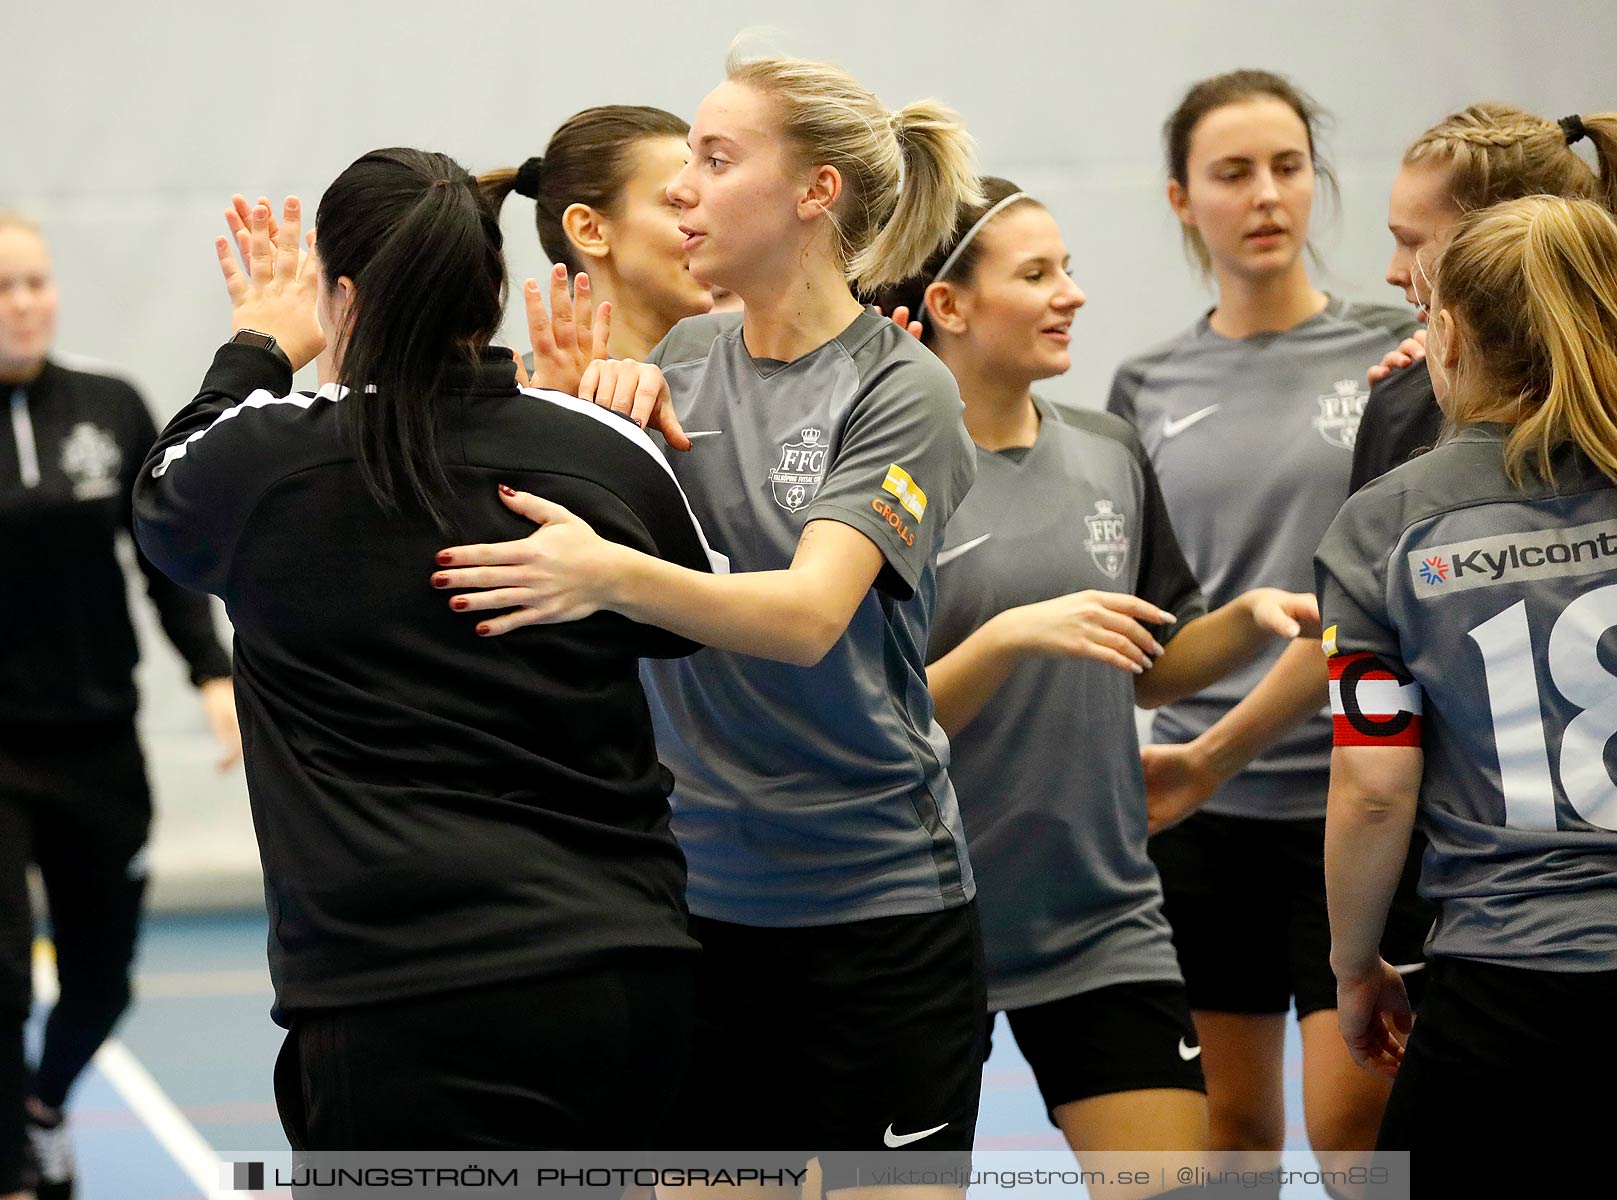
left=434, top=47, right=988, bottom=1187
left=1106, top=71, right=1422, bottom=1176
left=878, top=180, right=1314, bottom=1192
left=1318, top=195, right=1617, bottom=1156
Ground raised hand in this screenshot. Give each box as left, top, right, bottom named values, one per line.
left=213, top=197, right=325, bottom=370
left=577, top=358, right=691, bottom=451
left=224, top=194, right=281, bottom=276
left=876, top=304, right=924, bottom=340
left=520, top=264, right=611, bottom=395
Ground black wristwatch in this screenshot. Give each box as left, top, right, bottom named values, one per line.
left=231, top=328, right=292, bottom=368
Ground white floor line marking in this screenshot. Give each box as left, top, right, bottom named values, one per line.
left=33, top=941, right=230, bottom=1199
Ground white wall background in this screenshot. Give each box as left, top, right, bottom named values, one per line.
left=8, top=0, right=1613, bottom=904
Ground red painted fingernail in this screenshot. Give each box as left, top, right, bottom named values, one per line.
left=450, top=597, right=469, bottom=611
left=436, top=551, right=454, bottom=566
left=476, top=623, right=491, bottom=637
left=499, top=484, right=516, bottom=496
left=432, top=573, right=449, bottom=588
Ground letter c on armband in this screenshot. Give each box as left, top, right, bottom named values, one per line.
left=1328, top=651, right=1424, bottom=747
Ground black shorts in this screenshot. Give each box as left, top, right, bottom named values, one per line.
left=662, top=903, right=985, bottom=1189
left=992, top=980, right=1205, bottom=1124
left=1149, top=811, right=1434, bottom=1019
left=1379, top=956, right=1617, bottom=1152
left=275, top=959, right=694, bottom=1150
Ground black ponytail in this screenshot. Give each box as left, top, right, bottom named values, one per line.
left=315, top=148, right=506, bottom=531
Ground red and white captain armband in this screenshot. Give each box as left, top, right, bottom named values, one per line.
left=1325, top=629, right=1423, bottom=748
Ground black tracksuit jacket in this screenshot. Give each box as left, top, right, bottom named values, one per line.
left=133, top=343, right=713, bottom=1016
left=1, top=360, right=230, bottom=728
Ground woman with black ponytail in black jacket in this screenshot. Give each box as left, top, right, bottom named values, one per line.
left=133, top=148, right=718, bottom=1150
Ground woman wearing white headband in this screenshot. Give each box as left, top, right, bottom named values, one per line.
left=879, top=178, right=1315, bottom=1190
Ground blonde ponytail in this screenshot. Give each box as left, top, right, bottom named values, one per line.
left=1438, top=195, right=1617, bottom=487
left=724, top=44, right=982, bottom=290
left=852, top=100, right=983, bottom=289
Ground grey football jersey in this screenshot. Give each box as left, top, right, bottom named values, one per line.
left=1316, top=428, right=1617, bottom=970
left=640, top=310, right=978, bottom=926
left=1109, top=297, right=1417, bottom=819
left=930, top=401, right=1206, bottom=1009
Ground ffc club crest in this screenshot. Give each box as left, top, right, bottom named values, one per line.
left=1084, top=499, right=1129, bottom=580
left=60, top=423, right=122, bottom=501
left=769, top=427, right=829, bottom=513
left=1314, top=379, right=1370, bottom=450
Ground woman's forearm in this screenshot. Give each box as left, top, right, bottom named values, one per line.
left=1135, top=593, right=1275, bottom=709
left=605, top=520, right=883, bottom=667
left=925, top=614, right=1023, bottom=737
left=1325, top=750, right=1421, bottom=980
left=1183, top=636, right=1329, bottom=784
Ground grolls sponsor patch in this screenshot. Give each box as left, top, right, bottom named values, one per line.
left=1408, top=518, right=1617, bottom=598
left=870, top=498, right=917, bottom=548
left=881, top=464, right=927, bottom=523
left=1327, top=651, right=1423, bottom=747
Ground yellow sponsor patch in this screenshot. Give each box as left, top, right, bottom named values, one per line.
left=1322, top=625, right=1339, bottom=657
left=881, top=464, right=927, bottom=523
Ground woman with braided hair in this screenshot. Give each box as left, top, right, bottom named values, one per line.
left=1145, top=104, right=1617, bottom=844
left=1355, top=105, right=1617, bottom=487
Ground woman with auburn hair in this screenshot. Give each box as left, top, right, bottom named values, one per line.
left=434, top=46, right=988, bottom=1177
left=1106, top=69, right=1422, bottom=1174
left=479, top=105, right=715, bottom=361
left=1317, top=193, right=1617, bottom=1151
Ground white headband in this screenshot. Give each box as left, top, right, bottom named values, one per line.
left=932, top=191, right=1030, bottom=284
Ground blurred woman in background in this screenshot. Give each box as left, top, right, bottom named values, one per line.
left=0, top=210, right=238, bottom=1200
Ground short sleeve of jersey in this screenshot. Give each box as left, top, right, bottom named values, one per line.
left=1132, top=438, right=1207, bottom=643
left=803, top=354, right=975, bottom=599
left=1315, top=487, right=1424, bottom=748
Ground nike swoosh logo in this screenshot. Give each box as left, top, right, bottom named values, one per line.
left=1178, top=1038, right=1202, bottom=1061
left=1393, top=962, right=1426, bottom=976
left=884, top=1122, right=949, bottom=1148
left=684, top=430, right=723, bottom=440
left=937, top=533, right=992, bottom=568
left=1161, top=405, right=1221, bottom=439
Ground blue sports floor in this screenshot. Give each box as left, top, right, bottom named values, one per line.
left=35, top=911, right=1327, bottom=1198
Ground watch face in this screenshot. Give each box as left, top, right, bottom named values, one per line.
left=233, top=330, right=277, bottom=350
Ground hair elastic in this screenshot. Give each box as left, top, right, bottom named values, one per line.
left=1559, top=114, right=1587, bottom=147
left=932, top=191, right=1030, bottom=284
left=513, top=157, right=544, bottom=199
